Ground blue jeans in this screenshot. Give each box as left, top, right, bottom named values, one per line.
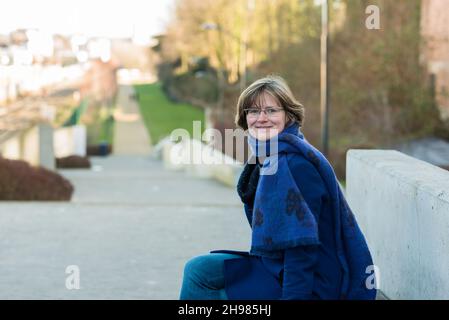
left=179, top=253, right=245, bottom=300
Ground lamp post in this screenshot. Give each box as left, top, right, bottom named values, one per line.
left=320, top=0, right=330, bottom=157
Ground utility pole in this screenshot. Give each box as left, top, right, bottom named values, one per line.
left=320, top=0, right=330, bottom=157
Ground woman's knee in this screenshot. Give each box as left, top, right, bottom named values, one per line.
left=183, top=255, right=207, bottom=276
left=182, top=253, right=231, bottom=284
left=183, top=254, right=216, bottom=281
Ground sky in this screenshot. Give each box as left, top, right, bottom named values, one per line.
left=0, top=0, right=174, bottom=40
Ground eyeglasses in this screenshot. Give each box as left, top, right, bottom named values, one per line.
left=244, top=107, right=284, bottom=119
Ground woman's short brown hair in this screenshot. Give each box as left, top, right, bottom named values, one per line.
left=235, top=75, right=305, bottom=130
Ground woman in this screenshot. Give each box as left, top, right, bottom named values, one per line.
left=179, top=75, right=376, bottom=300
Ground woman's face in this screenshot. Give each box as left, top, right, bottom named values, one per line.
left=246, top=92, right=287, bottom=141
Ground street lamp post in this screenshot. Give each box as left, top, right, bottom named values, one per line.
left=320, top=0, right=330, bottom=157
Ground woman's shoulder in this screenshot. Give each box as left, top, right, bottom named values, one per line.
left=285, top=152, right=321, bottom=181
left=285, top=152, right=316, bottom=170
left=285, top=152, right=328, bottom=198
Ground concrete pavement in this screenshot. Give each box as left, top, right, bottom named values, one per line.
left=0, top=82, right=249, bottom=299
left=0, top=155, right=250, bottom=299
left=112, top=84, right=152, bottom=155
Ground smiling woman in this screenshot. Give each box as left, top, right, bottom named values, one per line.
left=179, top=75, right=377, bottom=300
left=236, top=76, right=305, bottom=141
left=243, top=93, right=286, bottom=141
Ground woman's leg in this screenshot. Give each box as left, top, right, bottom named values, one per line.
left=179, top=253, right=244, bottom=300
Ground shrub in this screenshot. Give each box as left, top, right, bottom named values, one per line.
left=0, top=157, right=74, bottom=201
left=56, top=155, right=91, bottom=169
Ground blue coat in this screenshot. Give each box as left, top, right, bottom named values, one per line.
left=210, top=153, right=344, bottom=300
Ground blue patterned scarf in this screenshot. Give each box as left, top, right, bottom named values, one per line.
left=248, top=122, right=376, bottom=299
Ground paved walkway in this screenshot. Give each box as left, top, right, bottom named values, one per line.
left=112, top=84, right=152, bottom=155
left=0, top=82, right=249, bottom=299
left=0, top=156, right=249, bottom=299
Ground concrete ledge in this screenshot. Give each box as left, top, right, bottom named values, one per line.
left=346, top=149, right=449, bottom=299
left=0, top=123, right=55, bottom=170
left=157, top=138, right=243, bottom=188
left=54, top=125, right=86, bottom=158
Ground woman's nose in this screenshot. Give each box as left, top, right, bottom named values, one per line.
left=257, top=110, right=269, bottom=121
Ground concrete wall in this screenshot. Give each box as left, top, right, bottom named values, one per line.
left=0, top=123, right=55, bottom=170
left=22, top=126, right=40, bottom=165
left=346, top=150, right=449, bottom=299
left=54, top=125, right=86, bottom=158
left=159, top=138, right=243, bottom=188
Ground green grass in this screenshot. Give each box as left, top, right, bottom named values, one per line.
left=84, top=104, right=115, bottom=146
left=98, top=115, right=114, bottom=145
left=134, top=83, right=205, bottom=144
